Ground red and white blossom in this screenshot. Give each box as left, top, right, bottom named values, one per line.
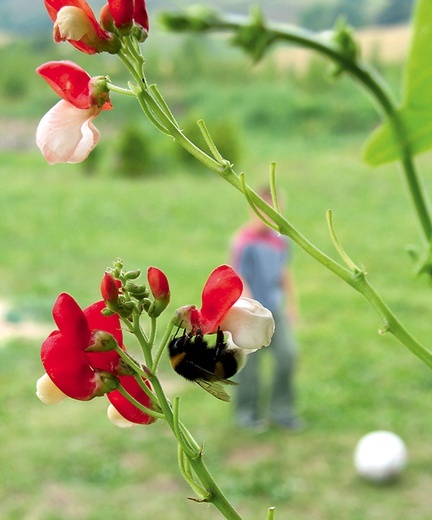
left=36, top=61, right=112, bottom=164
left=175, top=265, right=274, bottom=350
left=44, top=0, right=120, bottom=54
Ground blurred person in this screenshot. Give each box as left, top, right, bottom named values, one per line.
left=230, top=188, right=303, bottom=431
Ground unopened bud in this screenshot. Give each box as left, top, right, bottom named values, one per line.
left=101, top=271, right=120, bottom=303
left=173, top=305, right=200, bottom=329
left=86, top=330, right=118, bottom=352
left=89, top=76, right=112, bottom=108
left=95, top=371, right=119, bottom=395
left=147, top=266, right=170, bottom=317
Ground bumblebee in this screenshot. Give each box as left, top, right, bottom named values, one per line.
left=168, top=328, right=246, bottom=401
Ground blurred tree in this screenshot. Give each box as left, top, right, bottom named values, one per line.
left=300, top=0, right=367, bottom=30
left=374, top=0, right=415, bottom=25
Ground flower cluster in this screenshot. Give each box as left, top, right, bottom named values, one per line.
left=37, top=263, right=274, bottom=423
left=36, top=0, right=149, bottom=164
left=36, top=275, right=157, bottom=428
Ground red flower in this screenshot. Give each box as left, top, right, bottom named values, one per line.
left=44, top=0, right=120, bottom=54
left=40, top=293, right=123, bottom=401
left=36, top=61, right=112, bottom=164
left=107, top=375, right=155, bottom=425
left=175, top=265, right=243, bottom=334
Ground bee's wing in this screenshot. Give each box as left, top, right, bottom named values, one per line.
left=196, top=379, right=232, bottom=402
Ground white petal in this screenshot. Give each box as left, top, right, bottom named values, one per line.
left=219, top=297, right=275, bottom=350
left=107, top=404, right=136, bottom=428
left=36, top=100, right=100, bottom=164
left=36, top=373, right=67, bottom=404
left=55, top=6, right=93, bottom=41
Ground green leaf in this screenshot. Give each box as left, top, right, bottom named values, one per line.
left=363, top=109, right=432, bottom=166
left=363, top=0, right=432, bottom=166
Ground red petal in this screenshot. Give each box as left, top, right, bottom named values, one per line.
left=52, top=293, right=91, bottom=347
left=84, top=300, right=124, bottom=374
left=199, top=265, right=243, bottom=333
left=37, top=61, right=92, bottom=109
left=41, top=330, right=99, bottom=400
left=107, top=376, right=154, bottom=424
left=45, top=0, right=97, bottom=22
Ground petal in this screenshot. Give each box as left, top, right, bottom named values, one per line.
left=36, top=372, right=68, bottom=404
left=52, top=292, right=91, bottom=346
left=36, top=60, right=92, bottom=109
left=107, top=376, right=155, bottom=425
left=84, top=300, right=124, bottom=374
left=199, top=265, right=243, bottom=333
left=44, top=0, right=97, bottom=22
left=107, top=404, right=135, bottom=427
left=84, top=300, right=123, bottom=346
left=219, top=297, right=275, bottom=350
left=36, top=100, right=101, bottom=164
left=41, top=330, right=102, bottom=400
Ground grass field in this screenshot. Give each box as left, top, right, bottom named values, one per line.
left=2, top=117, right=432, bottom=519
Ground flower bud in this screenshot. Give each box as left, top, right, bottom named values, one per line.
left=86, top=330, right=118, bottom=352
left=89, top=76, right=112, bottom=109
left=107, top=0, right=134, bottom=34
left=101, top=272, right=120, bottom=303
left=173, top=305, right=200, bottom=329
left=99, top=4, right=116, bottom=32
left=147, top=267, right=170, bottom=317
left=133, top=0, right=149, bottom=31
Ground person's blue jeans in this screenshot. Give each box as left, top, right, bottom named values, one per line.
left=234, top=307, right=298, bottom=425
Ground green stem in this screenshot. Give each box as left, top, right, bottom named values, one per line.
left=267, top=508, right=276, bottom=520
left=152, top=319, right=176, bottom=373
left=116, top=383, right=164, bottom=421
left=149, top=375, right=243, bottom=519
left=204, top=14, right=432, bottom=244
left=114, top=345, right=148, bottom=378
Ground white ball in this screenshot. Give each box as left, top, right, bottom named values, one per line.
left=354, top=431, right=407, bottom=483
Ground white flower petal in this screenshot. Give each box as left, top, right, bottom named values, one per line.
left=36, top=373, right=67, bottom=404
left=55, top=6, right=93, bottom=41
left=36, top=100, right=100, bottom=164
left=107, top=404, right=136, bottom=428
left=219, top=297, right=275, bottom=350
